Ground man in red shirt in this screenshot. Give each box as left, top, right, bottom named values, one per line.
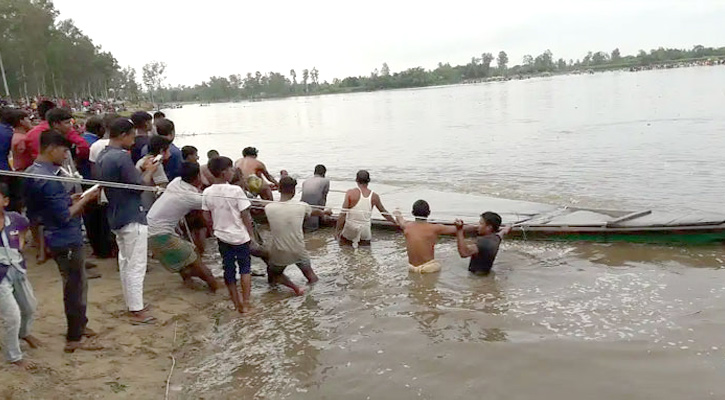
left=24, top=101, right=89, bottom=164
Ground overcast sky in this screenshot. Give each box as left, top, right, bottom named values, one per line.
left=54, top=0, right=724, bottom=86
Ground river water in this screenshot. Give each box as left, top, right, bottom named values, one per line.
left=168, top=66, right=725, bottom=399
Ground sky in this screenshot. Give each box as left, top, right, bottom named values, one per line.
left=53, top=0, right=725, bottom=87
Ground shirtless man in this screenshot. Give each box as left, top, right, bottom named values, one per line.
left=393, top=200, right=458, bottom=273
left=335, top=170, right=396, bottom=246
left=200, top=149, right=218, bottom=188
left=235, top=147, right=278, bottom=201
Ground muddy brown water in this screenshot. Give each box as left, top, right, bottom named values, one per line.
left=166, top=66, right=725, bottom=399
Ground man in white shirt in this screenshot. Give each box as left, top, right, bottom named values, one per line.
left=147, top=162, right=219, bottom=292
left=202, top=156, right=256, bottom=313
left=265, top=176, right=330, bottom=296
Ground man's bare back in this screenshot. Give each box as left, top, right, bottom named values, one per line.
left=402, top=221, right=455, bottom=266
left=235, top=156, right=265, bottom=179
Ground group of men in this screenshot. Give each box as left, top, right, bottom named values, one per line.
left=0, top=106, right=510, bottom=369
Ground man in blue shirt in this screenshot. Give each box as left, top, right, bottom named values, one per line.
left=25, top=130, right=101, bottom=353
left=154, top=118, right=183, bottom=181
left=0, top=108, right=14, bottom=171
left=97, top=118, right=159, bottom=325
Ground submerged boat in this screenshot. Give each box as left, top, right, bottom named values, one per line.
left=351, top=207, right=725, bottom=245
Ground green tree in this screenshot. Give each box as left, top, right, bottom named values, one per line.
left=302, top=68, right=309, bottom=92
left=142, top=61, right=166, bottom=104
left=611, top=48, right=621, bottom=62
left=481, top=52, right=494, bottom=77
left=497, top=51, right=508, bottom=74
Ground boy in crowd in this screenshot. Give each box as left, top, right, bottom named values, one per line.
left=135, top=135, right=170, bottom=211
left=130, top=111, right=153, bottom=164
left=202, top=156, right=256, bottom=313
left=265, top=177, right=330, bottom=295
left=181, top=145, right=199, bottom=163
left=25, top=131, right=101, bottom=351
left=97, top=119, right=159, bottom=325
left=200, top=149, right=219, bottom=188
left=455, top=212, right=511, bottom=275
left=147, top=162, right=219, bottom=292
left=0, top=183, right=41, bottom=369
left=154, top=119, right=183, bottom=181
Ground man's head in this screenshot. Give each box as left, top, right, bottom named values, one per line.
left=39, top=129, right=72, bottom=165
left=85, top=116, right=105, bottom=137
left=38, top=100, right=55, bottom=121
left=355, top=170, right=370, bottom=185
left=46, top=108, right=73, bottom=135
left=314, top=164, right=326, bottom=177
left=102, top=113, right=121, bottom=132
left=412, top=200, right=431, bottom=219
left=242, top=147, right=258, bottom=158
left=182, top=145, right=199, bottom=163
left=148, top=135, right=171, bottom=160
left=208, top=156, right=234, bottom=182
left=180, top=161, right=201, bottom=186
left=279, top=176, right=297, bottom=196
left=0, top=183, right=9, bottom=210
left=1, top=109, right=31, bottom=130
left=207, top=149, right=219, bottom=159
left=130, top=111, right=152, bottom=133
left=109, top=118, right=136, bottom=149
left=480, top=211, right=502, bottom=235
left=155, top=119, right=175, bottom=142
left=153, top=111, right=165, bottom=121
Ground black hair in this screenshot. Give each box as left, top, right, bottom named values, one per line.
left=314, top=164, right=326, bottom=176
left=412, top=200, right=431, bottom=218
left=355, top=170, right=370, bottom=184
left=40, top=129, right=72, bottom=152
left=181, top=145, right=198, bottom=160
left=279, top=176, right=297, bottom=194
left=153, top=111, right=165, bottom=119
left=207, top=149, right=219, bottom=159
left=148, top=135, right=171, bottom=155
left=208, top=156, right=233, bottom=178
left=242, top=147, right=258, bottom=157
left=38, top=100, right=56, bottom=121
left=1, top=109, right=28, bottom=127
left=85, top=116, right=105, bottom=136
left=155, top=119, right=175, bottom=138
left=130, top=111, right=152, bottom=128
left=481, top=211, right=502, bottom=232
left=0, top=183, right=9, bottom=199
left=46, top=108, right=73, bottom=126
left=109, top=118, right=135, bottom=138
left=180, top=161, right=200, bottom=184
left=102, top=113, right=121, bottom=129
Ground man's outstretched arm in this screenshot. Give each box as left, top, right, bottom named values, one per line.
left=455, top=219, right=478, bottom=258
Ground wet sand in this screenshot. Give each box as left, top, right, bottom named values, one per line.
left=0, top=245, right=227, bottom=399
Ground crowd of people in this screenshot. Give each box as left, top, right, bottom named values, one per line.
left=0, top=103, right=510, bottom=369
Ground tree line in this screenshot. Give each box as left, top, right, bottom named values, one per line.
left=0, top=0, right=139, bottom=101
left=156, top=45, right=725, bottom=103
left=2, top=1, right=724, bottom=105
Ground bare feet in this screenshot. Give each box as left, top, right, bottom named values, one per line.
left=235, top=302, right=252, bottom=314
left=11, top=359, right=37, bottom=370
left=64, top=339, right=104, bottom=353
left=21, top=335, right=42, bottom=348
left=293, top=287, right=306, bottom=296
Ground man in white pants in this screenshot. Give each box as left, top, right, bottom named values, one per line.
left=96, top=118, right=159, bottom=324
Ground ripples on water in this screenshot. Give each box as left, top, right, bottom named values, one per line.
left=181, top=231, right=725, bottom=399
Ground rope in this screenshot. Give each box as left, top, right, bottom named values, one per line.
left=0, top=169, right=528, bottom=225
left=164, top=321, right=178, bottom=400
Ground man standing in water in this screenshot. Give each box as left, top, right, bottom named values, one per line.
left=265, top=176, right=330, bottom=295
left=301, top=164, right=330, bottom=232
left=235, top=147, right=278, bottom=201
left=454, top=212, right=511, bottom=275
left=393, top=200, right=458, bottom=273
left=335, top=170, right=396, bottom=246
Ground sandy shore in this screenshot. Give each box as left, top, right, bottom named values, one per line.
left=0, top=245, right=227, bottom=399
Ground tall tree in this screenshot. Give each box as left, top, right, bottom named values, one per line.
left=481, top=52, right=494, bottom=77
left=310, top=67, right=319, bottom=86
left=142, top=61, right=166, bottom=104
left=290, top=69, right=297, bottom=87
left=611, top=48, right=621, bottom=62
left=497, top=51, right=508, bottom=74
left=302, top=68, right=309, bottom=92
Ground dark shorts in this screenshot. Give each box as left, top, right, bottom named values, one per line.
left=268, top=258, right=312, bottom=275
left=217, top=240, right=251, bottom=283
